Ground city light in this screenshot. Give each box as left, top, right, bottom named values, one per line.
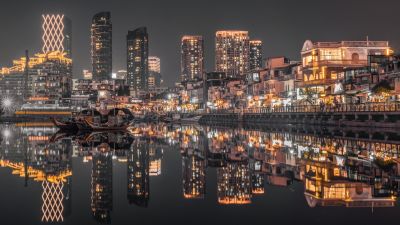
left=1, top=95, right=16, bottom=113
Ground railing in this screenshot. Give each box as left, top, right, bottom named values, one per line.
left=210, top=102, right=400, bottom=114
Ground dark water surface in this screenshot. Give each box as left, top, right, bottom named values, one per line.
left=0, top=123, right=399, bottom=225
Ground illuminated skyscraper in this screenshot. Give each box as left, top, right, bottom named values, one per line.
left=127, top=27, right=149, bottom=95
left=215, top=31, right=250, bottom=77
left=127, top=141, right=150, bottom=207
left=181, top=35, right=204, bottom=81
left=91, top=12, right=112, bottom=81
left=42, top=14, right=72, bottom=57
left=148, top=56, right=162, bottom=88
left=249, top=40, right=263, bottom=70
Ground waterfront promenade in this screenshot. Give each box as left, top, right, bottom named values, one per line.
left=200, top=102, right=400, bottom=128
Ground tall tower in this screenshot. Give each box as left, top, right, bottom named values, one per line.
left=91, top=12, right=112, bottom=81
left=249, top=40, right=263, bottom=70
left=148, top=56, right=161, bottom=88
left=42, top=14, right=72, bottom=57
left=181, top=35, right=204, bottom=81
left=127, top=27, right=149, bottom=95
left=215, top=31, right=250, bottom=77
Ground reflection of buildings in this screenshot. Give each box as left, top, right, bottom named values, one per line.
left=149, top=146, right=163, bottom=176
left=127, top=140, right=150, bottom=207
left=303, top=158, right=396, bottom=208
left=251, top=173, right=264, bottom=195
left=182, top=148, right=206, bottom=199
left=0, top=124, right=72, bottom=222
left=91, top=144, right=113, bottom=223
left=217, top=160, right=251, bottom=204
left=1, top=123, right=400, bottom=215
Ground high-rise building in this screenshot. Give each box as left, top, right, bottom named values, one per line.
left=148, top=56, right=161, bottom=88
left=249, top=40, right=263, bottom=70
left=91, top=12, right=112, bottom=81
left=215, top=31, right=250, bottom=77
left=181, top=35, right=204, bottom=81
left=42, top=14, right=72, bottom=57
left=127, top=27, right=149, bottom=95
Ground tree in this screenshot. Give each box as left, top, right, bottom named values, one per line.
left=301, top=87, right=319, bottom=105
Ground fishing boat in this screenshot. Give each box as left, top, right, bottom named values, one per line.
left=52, top=108, right=134, bottom=131
left=84, top=118, right=131, bottom=131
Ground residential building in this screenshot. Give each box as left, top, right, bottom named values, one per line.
left=181, top=35, right=204, bottom=81
left=249, top=40, right=263, bottom=70
left=215, top=31, right=250, bottom=78
left=127, top=27, right=149, bottom=95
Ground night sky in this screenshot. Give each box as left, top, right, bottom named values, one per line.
left=0, top=0, right=399, bottom=86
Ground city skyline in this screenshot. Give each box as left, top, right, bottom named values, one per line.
left=1, top=0, right=399, bottom=87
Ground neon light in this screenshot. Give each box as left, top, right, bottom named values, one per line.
left=42, top=14, right=65, bottom=54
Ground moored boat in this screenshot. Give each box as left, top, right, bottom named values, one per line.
left=51, top=117, right=78, bottom=130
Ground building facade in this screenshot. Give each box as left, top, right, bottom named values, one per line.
left=215, top=31, right=250, bottom=78
left=42, top=14, right=72, bottom=57
left=301, top=40, right=391, bottom=90
left=148, top=56, right=162, bottom=88
left=181, top=35, right=204, bottom=81
left=0, top=51, right=72, bottom=103
left=91, top=12, right=112, bottom=81
left=249, top=40, right=263, bottom=70
left=127, top=27, right=149, bottom=95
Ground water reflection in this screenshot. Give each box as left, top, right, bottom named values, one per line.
left=0, top=123, right=399, bottom=223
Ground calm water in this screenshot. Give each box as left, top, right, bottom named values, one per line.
left=0, top=123, right=399, bottom=225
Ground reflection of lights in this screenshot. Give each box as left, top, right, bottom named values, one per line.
left=3, top=129, right=11, bottom=138
left=98, top=91, right=107, bottom=98
left=1, top=95, right=17, bottom=113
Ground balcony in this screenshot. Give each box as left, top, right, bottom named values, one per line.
left=303, top=60, right=368, bottom=69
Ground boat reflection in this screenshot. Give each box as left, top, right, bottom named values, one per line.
left=0, top=123, right=399, bottom=223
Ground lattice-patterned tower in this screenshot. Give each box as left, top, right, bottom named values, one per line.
left=42, top=14, right=72, bottom=57
left=41, top=180, right=65, bottom=222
